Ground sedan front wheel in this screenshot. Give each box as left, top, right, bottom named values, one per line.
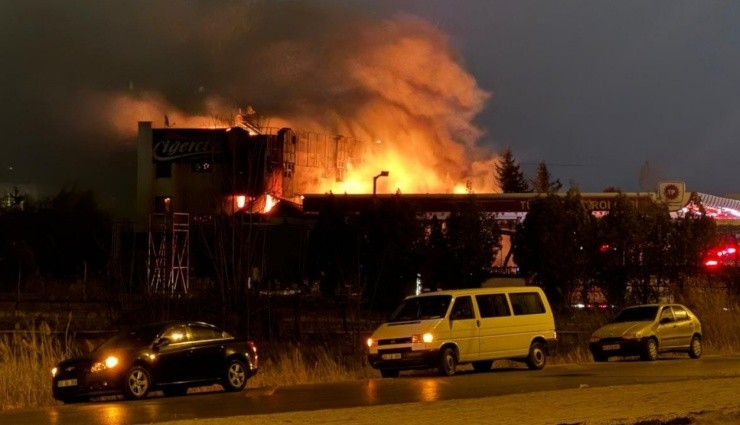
left=123, top=366, right=151, bottom=400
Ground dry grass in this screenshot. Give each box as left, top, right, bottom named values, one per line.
left=677, top=286, right=740, bottom=354
left=249, top=342, right=376, bottom=388
left=0, top=322, right=72, bottom=410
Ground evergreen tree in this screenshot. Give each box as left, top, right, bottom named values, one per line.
left=532, top=161, right=562, bottom=193
left=512, top=190, right=596, bottom=310
left=495, top=147, right=531, bottom=193
left=595, top=194, right=642, bottom=307
left=444, top=197, right=502, bottom=288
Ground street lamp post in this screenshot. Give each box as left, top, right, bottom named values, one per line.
left=373, top=171, right=389, bottom=195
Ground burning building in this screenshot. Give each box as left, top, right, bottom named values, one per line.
left=135, top=120, right=364, bottom=231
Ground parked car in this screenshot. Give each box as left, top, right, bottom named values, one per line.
left=51, top=321, right=259, bottom=403
left=588, top=304, right=702, bottom=362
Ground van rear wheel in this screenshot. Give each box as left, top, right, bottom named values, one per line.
left=438, top=347, right=457, bottom=376
left=525, top=341, right=547, bottom=370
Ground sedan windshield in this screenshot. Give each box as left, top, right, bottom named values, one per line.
left=613, top=306, right=659, bottom=323
left=388, top=295, right=452, bottom=323
left=94, top=325, right=162, bottom=352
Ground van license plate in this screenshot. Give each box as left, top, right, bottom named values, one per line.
left=382, top=353, right=402, bottom=360
left=602, top=344, right=620, bottom=351
left=57, top=379, right=78, bottom=388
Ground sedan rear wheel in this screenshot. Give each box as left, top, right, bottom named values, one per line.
left=123, top=366, right=151, bottom=400
left=641, top=338, right=659, bottom=361
left=689, top=335, right=702, bottom=359
left=223, top=359, right=248, bottom=392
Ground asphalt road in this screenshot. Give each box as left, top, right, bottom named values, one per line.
left=4, top=355, right=740, bottom=425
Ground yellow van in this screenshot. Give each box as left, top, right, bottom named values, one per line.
left=366, top=286, right=557, bottom=377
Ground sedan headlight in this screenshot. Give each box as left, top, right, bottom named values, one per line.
left=622, top=332, right=642, bottom=340
left=589, top=335, right=600, bottom=343
left=91, top=355, right=119, bottom=373
left=51, top=367, right=58, bottom=377
left=366, top=338, right=376, bottom=348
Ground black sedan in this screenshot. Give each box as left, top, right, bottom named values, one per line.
left=51, top=321, right=259, bottom=403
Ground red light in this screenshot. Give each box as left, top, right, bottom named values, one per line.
left=599, top=244, right=610, bottom=253
left=705, top=259, right=718, bottom=267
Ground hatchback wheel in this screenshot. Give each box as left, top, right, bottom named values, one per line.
left=224, top=359, right=248, bottom=391
left=123, top=366, right=151, bottom=400
left=689, top=335, right=702, bottom=359
left=641, top=338, right=659, bottom=361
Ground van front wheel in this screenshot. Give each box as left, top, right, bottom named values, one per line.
left=438, top=347, right=457, bottom=376
left=526, top=341, right=547, bottom=370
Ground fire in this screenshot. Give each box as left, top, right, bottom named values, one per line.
left=93, top=11, right=502, bottom=195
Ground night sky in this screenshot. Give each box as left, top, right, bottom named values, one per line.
left=2, top=1, right=738, bottom=216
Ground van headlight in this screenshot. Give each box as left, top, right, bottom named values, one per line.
left=411, top=333, right=433, bottom=344
left=91, top=355, right=119, bottom=373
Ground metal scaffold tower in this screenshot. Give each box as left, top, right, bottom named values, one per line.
left=147, top=213, right=190, bottom=295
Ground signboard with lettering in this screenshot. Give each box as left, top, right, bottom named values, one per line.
left=152, top=129, right=228, bottom=163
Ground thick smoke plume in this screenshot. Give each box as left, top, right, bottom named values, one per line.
left=1, top=1, right=497, bottom=211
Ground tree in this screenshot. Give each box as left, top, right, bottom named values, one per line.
left=443, top=197, right=502, bottom=289
left=495, top=147, right=530, bottom=193
left=595, top=194, right=642, bottom=307
left=417, top=215, right=454, bottom=292
left=532, top=161, right=562, bottom=193
left=512, top=190, right=596, bottom=310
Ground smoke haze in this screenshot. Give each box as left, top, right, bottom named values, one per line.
left=0, top=0, right=497, bottom=214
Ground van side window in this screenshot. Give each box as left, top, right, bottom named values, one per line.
left=450, top=296, right=475, bottom=320
left=476, top=294, right=511, bottom=318
left=509, top=292, right=546, bottom=315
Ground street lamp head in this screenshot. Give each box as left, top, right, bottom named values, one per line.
left=373, top=171, right=390, bottom=195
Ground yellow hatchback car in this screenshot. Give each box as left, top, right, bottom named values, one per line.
left=588, top=303, right=702, bottom=362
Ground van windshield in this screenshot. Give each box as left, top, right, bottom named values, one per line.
left=388, top=295, right=452, bottom=323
